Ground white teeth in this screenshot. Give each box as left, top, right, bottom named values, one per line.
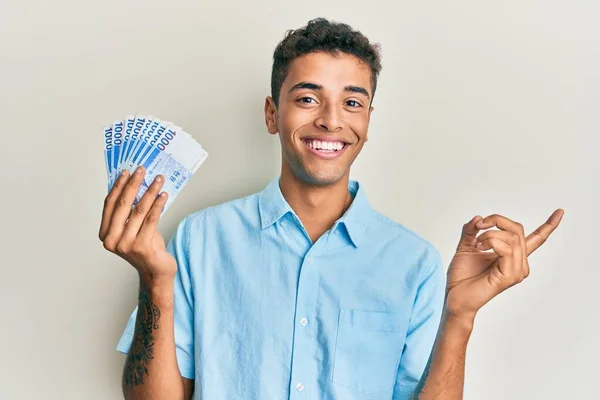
left=304, top=139, right=345, bottom=151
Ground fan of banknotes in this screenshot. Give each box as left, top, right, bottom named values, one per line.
left=103, top=115, right=208, bottom=214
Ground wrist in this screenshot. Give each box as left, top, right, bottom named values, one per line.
left=138, top=268, right=175, bottom=286
left=138, top=273, right=175, bottom=308
left=441, top=307, right=476, bottom=337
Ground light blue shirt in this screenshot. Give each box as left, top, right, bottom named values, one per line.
left=117, top=177, right=445, bottom=399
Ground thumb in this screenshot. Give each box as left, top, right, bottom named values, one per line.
left=457, top=215, right=483, bottom=250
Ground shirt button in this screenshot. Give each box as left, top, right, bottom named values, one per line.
left=334, top=230, right=339, bottom=235
left=306, top=258, right=312, bottom=264
left=296, top=382, right=304, bottom=392
left=300, top=317, right=308, bottom=327
left=280, top=220, right=286, bottom=226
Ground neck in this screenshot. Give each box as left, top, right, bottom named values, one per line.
left=279, top=167, right=353, bottom=243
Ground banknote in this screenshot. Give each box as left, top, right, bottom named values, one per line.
left=128, top=116, right=155, bottom=170
left=111, top=120, right=125, bottom=188
left=129, top=118, right=168, bottom=174
left=122, top=115, right=146, bottom=173
left=120, top=115, right=137, bottom=173
left=103, top=125, right=113, bottom=191
left=103, top=115, right=208, bottom=214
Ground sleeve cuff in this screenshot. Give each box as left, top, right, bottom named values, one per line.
left=116, top=332, right=133, bottom=354
left=176, top=347, right=195, bottom=379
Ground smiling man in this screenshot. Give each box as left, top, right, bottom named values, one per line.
left=102, top=18, right=563, bottom=400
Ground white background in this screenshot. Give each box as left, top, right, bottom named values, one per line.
left=0, top=0, right=598, bottom=399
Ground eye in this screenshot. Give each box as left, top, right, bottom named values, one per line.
left=297, top=97, right=316, bottom=104
left=345, top=100, right=362, bottom=108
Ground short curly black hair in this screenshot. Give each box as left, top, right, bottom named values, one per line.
left=270, top=18, right=382, bottom=108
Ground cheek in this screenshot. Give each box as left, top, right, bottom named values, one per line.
left=279, top=109, right=311, bottom=140
left=350, top=118, right=369, bottom=141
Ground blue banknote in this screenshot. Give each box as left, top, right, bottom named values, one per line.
left=122, top=115, right=145, bottom=172
left=111, top=120, right=125, bottom=187
left=128, top=118, right=167, bottom=174
left=128, top=116, right=154, bottom=169
left=120, top=115, right=136, bottom=172
left=104, top=114, right=208, bottom=215
left=128, top=116, right=161, bottom=172
left=103, top=125, right=113, bottom=190
left=134, top=125, right=208, bottom=213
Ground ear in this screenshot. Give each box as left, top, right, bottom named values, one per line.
left=264, top=96, right=278, bottom=135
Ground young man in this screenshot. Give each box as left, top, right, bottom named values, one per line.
left=100, top=18, right=563, bottom=399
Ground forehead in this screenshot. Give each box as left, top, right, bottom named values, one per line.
left=282, top=52, right=372, bottom=95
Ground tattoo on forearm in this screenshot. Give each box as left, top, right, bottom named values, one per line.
left=124, top=288, right=161, bottom=386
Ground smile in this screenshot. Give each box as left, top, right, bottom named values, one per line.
left=302, top=138, right=349, bottom=159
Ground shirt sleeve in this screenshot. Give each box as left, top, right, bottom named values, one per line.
left=393, top=245, right=446, bottom=399
left=115, top=216, right=196, bottom=379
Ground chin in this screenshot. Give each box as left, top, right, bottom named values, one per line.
left=298, top=167, right=347, bottom=187
left=283, top=149, right=350, bottom=187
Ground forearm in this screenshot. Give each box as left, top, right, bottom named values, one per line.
left=122, top=275, right=186, bottom=400
left=411, top=309, right=474, bottom=400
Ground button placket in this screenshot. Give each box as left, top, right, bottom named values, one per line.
left=289, top=253, right=319, bottom=397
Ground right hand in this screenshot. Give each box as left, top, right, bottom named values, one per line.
left=99, top=166, right=177, bottom=281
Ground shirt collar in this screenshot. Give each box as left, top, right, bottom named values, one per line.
left=258, top=177, right=372, bottom=247
left=336, top=180, right=372, bottom=247
left=258, top=177, right=293, bottom=229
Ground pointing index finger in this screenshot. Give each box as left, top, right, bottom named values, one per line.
left=525, top=209, right=564, bottom=256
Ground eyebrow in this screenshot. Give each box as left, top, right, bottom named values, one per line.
left=288, top=81, right=370, bottom=100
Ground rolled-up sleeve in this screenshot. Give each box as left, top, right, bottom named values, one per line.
left=115, top=216, right=195, bottom=379
left=393, top=246, right=446, bottom=399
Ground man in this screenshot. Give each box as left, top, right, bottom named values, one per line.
left=100, top=18, right=564, bottom=399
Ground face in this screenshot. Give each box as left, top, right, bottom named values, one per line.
left=264, top=51, right=374, bottom=187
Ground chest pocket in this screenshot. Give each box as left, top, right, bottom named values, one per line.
left=332, top=308, right=410, bottom=395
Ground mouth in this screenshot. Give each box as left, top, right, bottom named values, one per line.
left=301, top=138, right=350, bottom=159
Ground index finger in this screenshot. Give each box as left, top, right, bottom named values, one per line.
left=525, top=208, right=564, bottom=256
left=99, top=170, right=130, bottom=241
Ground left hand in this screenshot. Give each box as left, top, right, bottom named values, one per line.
left=445, top=209, right=564, bottom=322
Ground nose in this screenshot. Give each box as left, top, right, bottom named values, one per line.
left=314, top=104, right=343, bottom=133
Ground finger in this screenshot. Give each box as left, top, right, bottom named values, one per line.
left=457, top=215, right=484, bottom=249
left=479, top=230, right=524, bottom=279
left=137, top=191, right=168, bottom=243
left=476, top=235, right=523, bottom=284
left=476, top=213, right=527, bottom=270
left=121, top=175, right=165, bottom=241
left=99, top=170, right=130, bottom=242
left=105, top=166, right=146, bottom=244
left=476, top=237, right=513, bottom=257
left=473, top=229, right=521, bottom=250
left=525, top=209, right=564, bottom=256
left=476, top=214, right=525, bottom=239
